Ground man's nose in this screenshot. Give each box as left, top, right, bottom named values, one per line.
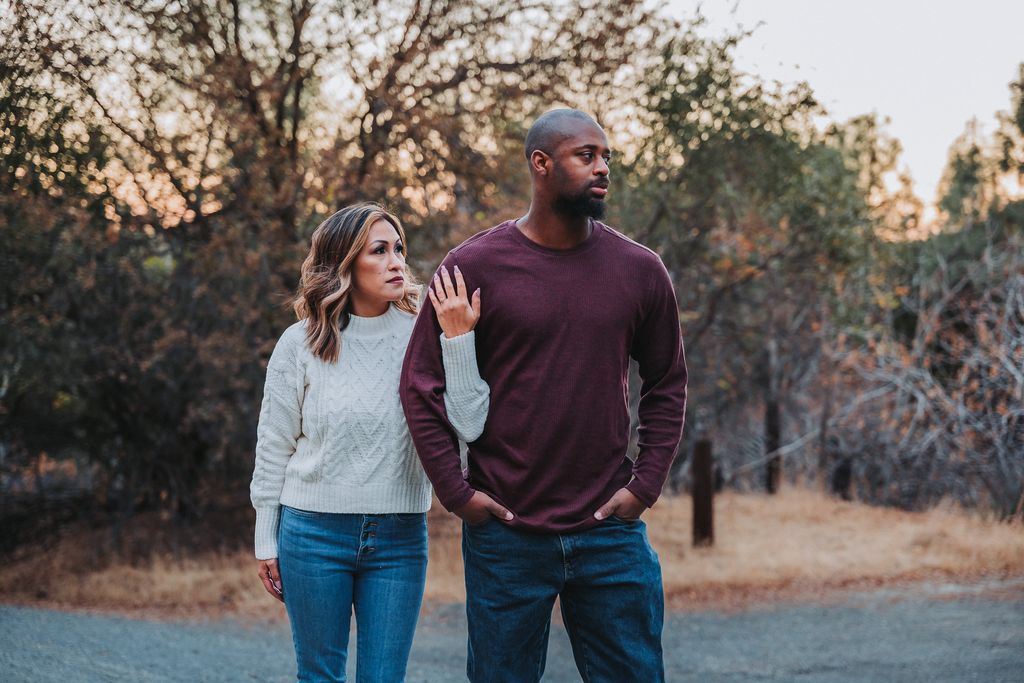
left=595, top=157, right=609, bottom=176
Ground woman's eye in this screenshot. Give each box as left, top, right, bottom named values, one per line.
left=395, top=245, right=404, bottom=254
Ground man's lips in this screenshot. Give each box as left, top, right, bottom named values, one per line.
left=591, top=184, right=608, bottom=197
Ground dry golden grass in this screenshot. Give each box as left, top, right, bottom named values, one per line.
left=424, top=488, right=1024, bottom=611
left=2, top=488, right=1021, bottom=618
left=646, top=488, right=1024, bottom=609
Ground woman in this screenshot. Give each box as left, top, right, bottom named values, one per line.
left=250, top=202, right=486, bottom=682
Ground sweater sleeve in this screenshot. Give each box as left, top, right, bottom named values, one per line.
left=250, top=326, right=305, bottom=560
left=400, top=261, right=477, bottom=512
left=625, top=256, right=688, bottom=508
left=440, top=330, right=490, bottom=442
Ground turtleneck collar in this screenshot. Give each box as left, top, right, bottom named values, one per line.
left=344, top=303, right=406, bottom=337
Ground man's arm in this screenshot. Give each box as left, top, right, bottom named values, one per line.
left=624, top=257, right=688, bottom=508
left=402, top=260, right=515, bottom=524
left=400, top=268, right=476, bottom=512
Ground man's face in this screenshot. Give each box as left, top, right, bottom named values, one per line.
left=547, top=122, right=611, bottom=220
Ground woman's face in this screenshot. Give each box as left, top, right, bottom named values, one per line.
left=350, top=219, right=407, bottom=311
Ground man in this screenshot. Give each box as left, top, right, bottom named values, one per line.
left=400, top=108, right=687, bottom=682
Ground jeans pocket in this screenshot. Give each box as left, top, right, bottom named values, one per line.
left=465, top=515, right=494, bottom=529
left=609, top=514, right=640, bottom=524
left=393, top=512, right=427, bottom=526
left=283, top=505, right=322, bottom=519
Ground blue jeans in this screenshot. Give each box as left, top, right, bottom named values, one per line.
left=462, top=516, right=665, bottom=683
left=277, top=506, right=428, bottom=683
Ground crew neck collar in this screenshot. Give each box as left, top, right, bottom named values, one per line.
left=505, top=218, right=605, bottom=255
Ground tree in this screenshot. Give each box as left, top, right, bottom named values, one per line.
left=825, top=64, right=1024, bottom=518
left=2, top=0, right=665, bottom=525
left=613, top=29, right=877, bottom=491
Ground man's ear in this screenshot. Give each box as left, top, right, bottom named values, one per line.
left=530, top=150, right=550, bottom=177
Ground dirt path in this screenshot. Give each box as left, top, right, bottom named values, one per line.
left=2, top=581, right=1022, bottom=682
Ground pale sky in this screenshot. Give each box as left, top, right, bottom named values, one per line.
left=667, top=0, right=1024, bottom=216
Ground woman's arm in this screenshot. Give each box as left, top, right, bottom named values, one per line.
left=250, top=326, right=305, bottom=561
left=430, top=265, right=490, bottom=442
left=440, top=331, right=489, bottom=442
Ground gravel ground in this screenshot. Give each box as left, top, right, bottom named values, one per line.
left=2, top=583, right=1022, bottom=682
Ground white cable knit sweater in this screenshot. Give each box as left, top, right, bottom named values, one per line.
left=250, top=304, right=488, bottom=559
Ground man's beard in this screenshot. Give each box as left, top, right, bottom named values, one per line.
left=553, top=188, right=607, bottom=220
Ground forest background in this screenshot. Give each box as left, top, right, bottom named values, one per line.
left=2, top=0, right=1023, bottom=571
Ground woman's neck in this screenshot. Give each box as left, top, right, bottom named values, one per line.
left=348, top=294, right=391, bottom=318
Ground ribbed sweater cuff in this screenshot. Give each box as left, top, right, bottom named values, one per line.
left=440, top=331, right=482, bottom=393
left=438, top=482, right=476, bottom=513
left=254, top=506, right=281, bottom=560
left=626, top=477, right=659, bottom=509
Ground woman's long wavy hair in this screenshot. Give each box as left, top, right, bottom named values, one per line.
left=293, top=202, right=419, bottom=363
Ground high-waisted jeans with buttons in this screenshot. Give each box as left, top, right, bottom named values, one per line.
left=277, top=505, right=428, bottom=683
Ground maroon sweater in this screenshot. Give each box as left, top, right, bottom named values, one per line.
left=400, top=220, right=687, bottom=534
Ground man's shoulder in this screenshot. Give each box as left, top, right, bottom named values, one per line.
left=446, top=221, right=514, bottom=261
left=598, top=223, right=664, bottom=265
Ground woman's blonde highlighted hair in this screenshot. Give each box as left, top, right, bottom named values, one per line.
left=293, top=202, right=419, bottom=362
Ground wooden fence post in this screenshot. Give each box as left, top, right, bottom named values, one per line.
left=765, top=399, right=781, bottom=494
left=692, top=439, right=714, bottom=547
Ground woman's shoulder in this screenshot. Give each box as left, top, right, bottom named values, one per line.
left=279, top=319, right=308, bottom=343
left=270, top=320, right=310, bottom=359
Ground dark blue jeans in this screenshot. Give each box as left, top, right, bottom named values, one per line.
left=278, top=506, right=428, bottom=683
left=462, top=516, right=665, bottom=683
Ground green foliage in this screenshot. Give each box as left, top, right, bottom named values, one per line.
left=939, top=124, right=991, bottom=225
left=997, top=63, right=1024, bottom=178
left=613, top=30, right=882, bottom=440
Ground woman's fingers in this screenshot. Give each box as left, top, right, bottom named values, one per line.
left=439, top=265, right=455, bottom=299
left=435, top=265, right=478, bottom=334
left=453, top=266, right=466, bottom=299
left=267, top=559, right=282, bottom=592
left=258, top=559, right=284, bottom=602
left=432, top=273, right=447, bottom=302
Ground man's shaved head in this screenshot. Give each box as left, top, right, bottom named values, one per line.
left=524, top=109, right=601, bottom=160
left=521, top=108, right=611, bottom=220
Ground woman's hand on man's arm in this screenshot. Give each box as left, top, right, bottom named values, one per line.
left=429, top=265, right=480, bottom=339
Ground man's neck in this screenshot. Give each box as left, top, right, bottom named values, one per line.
left=515, top=206, right=593, bottom=249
